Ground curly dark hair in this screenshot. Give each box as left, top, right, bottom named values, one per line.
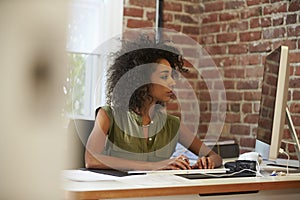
left=105, top=34, right=187, bottom=112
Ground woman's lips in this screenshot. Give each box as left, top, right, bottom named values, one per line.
left=167, top=91, right=173, bottom=95
left=167, top=91, right=176, bottom=99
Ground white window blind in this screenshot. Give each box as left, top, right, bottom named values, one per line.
left=65, top=0, right=123, bottom=119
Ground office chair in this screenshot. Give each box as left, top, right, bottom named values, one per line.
left=66, top=119, right=94, bottom=169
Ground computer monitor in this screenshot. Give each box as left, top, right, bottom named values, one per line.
left=255, top=46, right=290, bottom=161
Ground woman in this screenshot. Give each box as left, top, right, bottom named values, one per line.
left=85, top=34, right=222, bottom=171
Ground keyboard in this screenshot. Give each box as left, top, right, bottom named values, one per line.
left=127, top=168, right=229, bottom=175
left=266, top=163, right=299, bottom=169
left=176, top=170, right=257, bottom=179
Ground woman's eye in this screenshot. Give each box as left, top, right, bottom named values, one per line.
left=160, top=75, right=168, bottom=80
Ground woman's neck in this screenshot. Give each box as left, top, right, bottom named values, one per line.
left=138, top=102, right=156, bottom=126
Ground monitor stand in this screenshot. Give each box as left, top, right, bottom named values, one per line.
left=284, top=107, right=300, bottom=170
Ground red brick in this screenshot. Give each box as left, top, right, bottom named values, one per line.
left=146, top=11, right=155, bottom=21
left=215, top=57, right=238, bottom=67
left=173, top=35, right=197, bottom=46
left=254, top=102, right=260, bottom=112
left=263, top=2, right=287, bottom=15
left=244, top=114, right=259, bottom=123
left=226, top=91, right=243, bottom=101
left=290, top=78, right=300, bottom=88
left=164, top=24, right=181, bottom=32
left=202, top=14, right=218, bottom=24
left=272, top=39, right=297, bottom=51
left=249, top=42, right=271, bottom=52
left=223, top=80, right=235, bottom=89
left=182, top=26, right=200, bottom=35
left=213, top=80, right=227, bottom=90
left=228, top=44, right=248, bottom=54
left=199, top=91, right=211, bottom=101
left=200, top=113, right=212, bottom=123
left=198, top=58, right=215, bottom=68
left=225, top=113, right=241, bottom=123
left=240, top=31, right=261, bottom=42
left=286, top=14, right=297, bottom=24
left=242, top=103, right=253, bottom=113
left=124, top=8, right=143, bottom=17
left=199, top=35, right=215, bottom=44
left=129, top=0, right=155, bottom=8
left=164, top=2, right=182, bottom=12
left=290, top=103, right=300, bottom=113
left=273, top=16, right=284, bottom=26
left=197, top=82, right=209, bottom=92
left=288, top=1, right=300, bottom=11
left=217, top=33, right=237, bottom=43
left=178, top=91, right=197, bottom=103
left=246, top=67, right=264, bottom=78
left=241, top=6, right=262, bottom=19
left=205, top=2, right=224, bottom=12
left=201, top=24, right=221, bottom=34
left=175, top=14, right=198, bottom=24
left=237, top=80, right=259, bottom=90
left=239, top=55, right=261, bottom=65
left=182, top=47, right=199, bottom=58
left=287, top=25, right=300, bottom=37
left=292, top=90, right=300, bottom=100
left=220, top=12, right=239, bottom=21
left=289, top=52, right=300, bottom=63
left=261, top=17, right=271, bottom=27
left=126, top=19, right=153, bottom=28
left=201, top=69, right=223, bottom=79
left=226, top=21, right=248, bottom=32
left=163, top=13, right=173, bottom=22
left=224, top=68, right=245, bottom=78
left=246, top=0, right=261, bottom=6
left=295, top=66, right=300, bottom=76
left=292, top=116, right=300, bottom=126
left=271, top=0, right=285, bottom=2
left=225, top=1, right=245, bottom=10
left=263, top=27, right=286, bottom=39
left=230, top=124, right=250, bottom=135
left=229, top=103, right=241, bottom=112
left=250, top=18, right=260, bottom=28
left=240, top=137, right=256, bottom=148
left=198, top=124, right=208, bottom=133
left=206, top=45, right=227, bottom=55
left=184, top=4, right=203, bottom=14
left=244, top=91, right=261, bottom=101
left=200, top=102, right=209, bottom=112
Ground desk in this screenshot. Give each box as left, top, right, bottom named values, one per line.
left=63, top=171, right=300, bottom=200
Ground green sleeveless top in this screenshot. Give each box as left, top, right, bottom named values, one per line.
left=99, top=106, right=180, bottom=162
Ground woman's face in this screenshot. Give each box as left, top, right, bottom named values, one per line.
left=149, top=59, right=176, bottom=103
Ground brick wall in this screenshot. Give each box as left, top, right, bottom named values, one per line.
left=123, top=0, right=300, bottom=157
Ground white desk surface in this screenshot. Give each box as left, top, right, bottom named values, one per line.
left=63, top=170, right=300, bottom=199
left=63, top=158, right=300, bottom=199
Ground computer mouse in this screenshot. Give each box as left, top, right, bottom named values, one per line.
left=238, top=152, right=262, bottom=164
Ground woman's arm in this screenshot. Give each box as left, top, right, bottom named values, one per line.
left=178, top=124, right=222, bottom=169
left=85, top=108, right=191, bottom=171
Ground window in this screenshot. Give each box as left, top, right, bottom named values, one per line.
left=64, top=0, right=123, bottom=119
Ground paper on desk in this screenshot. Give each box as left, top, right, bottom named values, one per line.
left=119, top=173, right=189, bottom=186
left=62, top=170, right=120, bottom=182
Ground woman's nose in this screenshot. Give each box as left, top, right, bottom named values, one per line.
left=169, top=76, right=176, bottom=87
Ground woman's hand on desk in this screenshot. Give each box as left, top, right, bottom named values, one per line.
left=192, top=155, right=222, bottom=169
left=156, top=155, right=191, bottom=170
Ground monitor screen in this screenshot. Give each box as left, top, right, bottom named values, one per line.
left=255, top=46, right=289, bottom=161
